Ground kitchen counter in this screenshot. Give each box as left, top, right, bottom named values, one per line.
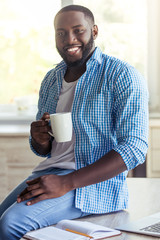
left=0, top=124, right=30, bottom=136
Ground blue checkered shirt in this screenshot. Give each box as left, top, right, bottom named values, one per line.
left=30, top=47, right=148, bottom=213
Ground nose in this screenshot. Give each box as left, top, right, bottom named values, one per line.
left=64, top=32, right=77, bottom=44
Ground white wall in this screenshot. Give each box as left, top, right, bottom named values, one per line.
left=147, top=0, right=160, bottom=111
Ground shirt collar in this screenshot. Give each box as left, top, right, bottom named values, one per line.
left=87, top=47, right=103, bottom=65
left=56, top=46, right=103, bottom=71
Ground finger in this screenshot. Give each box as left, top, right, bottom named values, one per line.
left=26, top=183, right=40, bottom=191
left=38, top=126, right=51, bottom=134
left=19, top=188, right=44, bottom=202
left=26, top=177, right=40, bottom=185
left=31, top=120, right=51, bottom=134
left=32, top=133, right=51, bottom=144
left=18, top=188, right=29, bottom=198
left=41, top=112, right=50, bottom=121
left=17, top=179, right=40, bottom=199
left=27, top=194, right=48, bottom=206
left=18, top=184, right=40, bottom=198
left=17, top=184, right=40, bottom=202
left=31, top=120, right=47, bottom=128
left=17, top=186, right=34, bottom=200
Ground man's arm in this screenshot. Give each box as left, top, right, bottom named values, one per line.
left=30, top=113, right=52, bottom=156
left=17, top=149, right=127, bottom=205
left=29, top=69, right=55, bottom=157
left=69, top=149, right=126, bottom=189
left=31, top=137, right=52, bottom=156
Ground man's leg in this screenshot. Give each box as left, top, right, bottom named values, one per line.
left=0, top=167, right=72, bottom=217
left=0, top=168, right=90, bottom=240
left=0, top=189, right=88, bottom=240
left=0, top=179, right=28, bottom=218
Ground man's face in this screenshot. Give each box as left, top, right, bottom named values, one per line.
left=54, top=11, right=97, bottom=67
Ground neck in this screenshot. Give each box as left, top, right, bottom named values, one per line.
left=65, top=64, right=86, bottom=83
left=64, top=47, right=95, bottom=83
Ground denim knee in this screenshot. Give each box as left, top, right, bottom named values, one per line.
left=0, top=213, right=17, bottom=240
left=0, top=208, right=28, bottom=240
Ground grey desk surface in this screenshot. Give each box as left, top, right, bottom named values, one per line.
left=21, top=178, right=160, bottom=240
left=81, top=178, right=160, bottom=240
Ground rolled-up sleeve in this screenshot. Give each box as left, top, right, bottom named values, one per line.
left=29, top=70, right=54, bottom=158
left=112, top=66, right=149, bottom=170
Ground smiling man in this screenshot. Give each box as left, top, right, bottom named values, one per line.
left=0, top=5, right=148, bottom=240
left=55, top=10, right=96, bottom=68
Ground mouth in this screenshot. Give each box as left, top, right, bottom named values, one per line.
left=64, top=45, right=82, bottom=56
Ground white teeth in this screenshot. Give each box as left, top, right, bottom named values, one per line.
left=67, top=47, right=79, bottom=52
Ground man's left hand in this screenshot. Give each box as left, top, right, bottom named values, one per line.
left=17, top=174, right=73, bottom=205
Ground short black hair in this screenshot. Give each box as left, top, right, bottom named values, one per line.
left=54, top=4, right=95, bottom=24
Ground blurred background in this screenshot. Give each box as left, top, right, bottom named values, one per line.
left=1, top=0, right=160, bottom=115
left=1, top=0, right=155, bottom=113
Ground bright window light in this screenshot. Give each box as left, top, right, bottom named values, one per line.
left=0, top=0, right=147, bottom=112
left=74, top=0, right=147, bottom=76
left=0, top=0, right=61, bottom=106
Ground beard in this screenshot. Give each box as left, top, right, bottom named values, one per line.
left=56, top=34, right=94, bottom=68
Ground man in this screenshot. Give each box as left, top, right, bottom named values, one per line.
left=0, top=4, right=148, bottom=240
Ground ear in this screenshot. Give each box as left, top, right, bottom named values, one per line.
left=92, top=25, right=98, bottom=40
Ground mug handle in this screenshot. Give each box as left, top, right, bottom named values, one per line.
left=48, top=131, right=54, bottom=137
left=45, top=119, right=54, bottom=137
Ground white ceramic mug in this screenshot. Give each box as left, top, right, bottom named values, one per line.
left=48, top=112, right=72, bottom=142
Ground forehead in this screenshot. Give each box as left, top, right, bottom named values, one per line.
left=54, top=11, right=90, bottom=30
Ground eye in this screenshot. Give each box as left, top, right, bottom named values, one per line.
left=56, top=31, right=65, bottom=37
left=74, top=28, right=85, bottom=34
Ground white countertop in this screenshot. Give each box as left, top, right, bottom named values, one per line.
left=0, top=124, right=30, bottom=136
left=0, top=110, right=35, bottom=136
left=0, top=112, right=160, bottom=136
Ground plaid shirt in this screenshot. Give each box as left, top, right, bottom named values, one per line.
left=30, top=47, right=148, bottom=213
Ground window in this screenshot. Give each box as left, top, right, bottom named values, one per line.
left=0, top=0, right=149, bottom=116
left=0, top=0, right=61, bottom=113
left=74, top=0, right=147, bottom=77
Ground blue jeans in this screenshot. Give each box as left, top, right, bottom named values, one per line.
left=0, top=168, right=90, bottom=240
